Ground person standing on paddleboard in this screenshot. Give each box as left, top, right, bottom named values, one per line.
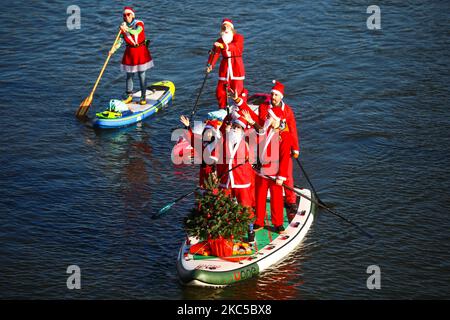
left=179, top=116, right=221, bottom=188
left=253, top=107, right=292, bottom=234
left=217, top=116, right=255, bottom=216
left=110, top=6, right=154, bottom=105
left=206, top=19, right=245, bottom=110
left=257, top=81, right=300, bottom=219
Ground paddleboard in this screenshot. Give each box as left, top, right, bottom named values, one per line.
left=93, top=80, right=175, bottom=129
left=177, top=188, right=316, bottom=287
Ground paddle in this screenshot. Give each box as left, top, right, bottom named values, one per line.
left=294, top=157, right=327, bottom=206
left=76, top=29, right=122, bottom=119
left=153, top=188, right=199, bottom=219
left=190, top=48, right=216, bottom=122
left=260, top=173, right=373, bottom=239
left=152, top=163, right=244, bottom=219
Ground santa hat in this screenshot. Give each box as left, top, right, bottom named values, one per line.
left=232, top=116, right=248, bottom=130
left=123, top=6, right=135, bottom=18
left=271, top=80, right=285, bottom=98
left=241, top=88, right=248, bottom=102
left=204, top=119, right=222, bottom=137
left=268, top=106, right=286, bottom=122
left=235, top=88, right=249, bottom=107
left=204, top=119, right=220, bottom=131
left=222, top=18, right=234, bottom=29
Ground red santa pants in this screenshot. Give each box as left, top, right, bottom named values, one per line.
left=284, top=157, right=297, bottom=204
left=223, top=187, right=254, bottom=218
left=216, top=79, right=244, bottom=109
left=254, top=175, right=284, bottom=228
left=249, top=170, right=256, bottom=208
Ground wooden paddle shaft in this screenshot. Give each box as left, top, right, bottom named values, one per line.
left=89, top=30, right=122, bottom=98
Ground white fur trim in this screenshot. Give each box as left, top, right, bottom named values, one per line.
left=222, top=21, right=234, bottom=29
left=268, top=109, right=280, bottom=121
left=121, top=60, right=154, bottom=73
left=261, top=130, right=275, bottom=163
left=277, top=176, right=287, bottom=181
left=227, top=56, right=233, bottom=80
left=271, top=89, right=284, bottom=98
left=231, top=183, right=251, bottom=189
left=233, top=119, right=246, bottom=129
left=123, top=9, right=135, bottom=17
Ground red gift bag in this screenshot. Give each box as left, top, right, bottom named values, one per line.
left=208, top=236, right=233, bottom=257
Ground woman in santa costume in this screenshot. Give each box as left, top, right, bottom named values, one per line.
left=253, top=107, right=292, bottom=234
left=256, top=81, right=300, bottom=217
left=206, top=19, right=245, bottom=110
left=110, top=7, right=154, bottom=105
left=217, top=116, right=254, bottom=213
left=180, top=116, right=221, bottom=188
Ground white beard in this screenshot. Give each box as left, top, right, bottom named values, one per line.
left=221, top=31, right=233, bottom=44
left=228, top=129, right=243, bottom=148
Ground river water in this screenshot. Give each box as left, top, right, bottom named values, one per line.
left=0, top=0, right=449, bottom=299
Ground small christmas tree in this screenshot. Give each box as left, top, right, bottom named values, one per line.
left=184, top=175, right=252, bottom=241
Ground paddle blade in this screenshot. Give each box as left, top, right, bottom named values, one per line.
left=152, top=202, right=175, bottom=219
left=76, top=96, right=92, bottom=118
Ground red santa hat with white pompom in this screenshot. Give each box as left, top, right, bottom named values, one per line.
left=232, top=115, right=248, bottom=130
left=204, top=119, right=222, bottom=138
left=222, top=18, right=234, bottom=29
left=271, top=80, right=285, bottom=98
left=123, top=6, right=135, bottom=18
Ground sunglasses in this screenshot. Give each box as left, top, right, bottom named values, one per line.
left=123, top=13, right=132, bottom=17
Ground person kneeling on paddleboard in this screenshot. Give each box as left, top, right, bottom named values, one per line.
left=110, top=6, right=154, bottom=105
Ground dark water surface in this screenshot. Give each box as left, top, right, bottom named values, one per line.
left=1, top=1, right=449, bottom=299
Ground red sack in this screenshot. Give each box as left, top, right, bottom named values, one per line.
left=208, top=237, right=233, bottom=257
left=189, top=241, right=211, bottom=256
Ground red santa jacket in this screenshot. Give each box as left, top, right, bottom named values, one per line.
left=121, top=19, right=153, bottom=69
left=217, top=134, right=252, bottom=189
left=258, top=101, right=300, bottom=154
left=207, top=33, right=245, bottom=81
left=258, top=128, right=292, bottom=181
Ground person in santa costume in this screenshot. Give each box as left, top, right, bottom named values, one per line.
left=217, top=116, right=254, bottom=213
left=180, top=115, right=221, bottom=188
left=253, top=107, right=292, bottom=234
left=110, top=7, right=154, bottom=105
left=206, top=19, right=245, bottom=110
left=217, top=89, right=263, bottom=209
left=256, top=80, right=300, bottom=218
